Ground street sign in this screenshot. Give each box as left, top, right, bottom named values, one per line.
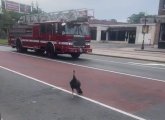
left=142, top=25, right=149, bottom=34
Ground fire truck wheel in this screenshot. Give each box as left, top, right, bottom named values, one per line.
left=46, top=44, right=55, bottom=58
left=16, top=40, right=26, bottom=53
left=71, top=53, right=80, bottom=59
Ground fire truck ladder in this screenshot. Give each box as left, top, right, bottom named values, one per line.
left=19, top=9, right=94, bottom=24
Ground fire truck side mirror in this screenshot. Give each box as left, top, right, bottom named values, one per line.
left=61, top=23, right=66, bottom=33
left=61, top=22, right=66, bottom=26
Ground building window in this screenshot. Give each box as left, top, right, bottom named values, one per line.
left=101, top=31, right=106, bottom=41
left=160, top=24, right=165, bottom=41
left=40, top=24, right=46, bottom=33
left=163, top=0, right=165, bottom=9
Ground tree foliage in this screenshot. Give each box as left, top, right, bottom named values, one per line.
left=0, top=0, right=43, bottom=38
left=127, top=12, right=157, bottom=24
left=0, top=10, right=22, bottom=38
left=127, top=12, right=145, bottom=24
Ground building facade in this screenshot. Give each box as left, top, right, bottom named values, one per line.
left=1, top=0, right=31, bottom=13
left=89, top=20, right=156, bottom=45
left=90, top=0, right=165, bottom=48
left=156, top=0, right=165, bottom=48
left=158, top=0, right=165, bottom=15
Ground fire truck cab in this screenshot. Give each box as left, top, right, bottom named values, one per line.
left=8, top=9, right=93, bottom=59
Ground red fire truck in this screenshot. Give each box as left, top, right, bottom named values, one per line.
left=8, top=9, right=94, bottom=59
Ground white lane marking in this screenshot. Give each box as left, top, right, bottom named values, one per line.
left=127, top=62, right=145, bottom=65
left=128, top=62, right=165, bottom=70
left=146, top=63, right=165, bottom=66
left=12, top=52, right=165, bottom=83
left=84, top=57, right=165, bottom=70
left=0, top=66, right=145, bottom=120
left=129, top=62, right=165, bottom=66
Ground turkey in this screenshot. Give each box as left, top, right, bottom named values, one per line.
left=70, top=70, right=83, bottom=97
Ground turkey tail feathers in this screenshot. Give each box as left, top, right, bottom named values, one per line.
left=76, top=88, right=83, bottom=95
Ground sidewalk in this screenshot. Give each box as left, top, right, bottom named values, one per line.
left=90, top=41, right=165, bottom=63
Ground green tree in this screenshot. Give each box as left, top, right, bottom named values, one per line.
left=0, top=1, right=43, bottom=38
left=0, top=10, right=22, bottom=38
left=127, top=12, right=145, bottom=24
left=0, top=0, right=44, bottom=38
left=127, top=12, right=157, bottom=24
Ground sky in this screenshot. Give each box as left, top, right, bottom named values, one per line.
left=5, top=0, right=160, bottom=22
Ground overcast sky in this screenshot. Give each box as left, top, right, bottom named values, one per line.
left=11, top=0, right=159, bottom=22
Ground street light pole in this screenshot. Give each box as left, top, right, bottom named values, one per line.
left=141, top=33, right=145, bottom=50
left=141, top=16, right=147, bottom=50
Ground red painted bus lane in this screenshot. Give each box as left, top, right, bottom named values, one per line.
left=0, top=51, right=165, bottom=113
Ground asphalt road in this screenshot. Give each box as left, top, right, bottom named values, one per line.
left=0, top=46, right=165, bottom=120
left=61, top=54, right=165, bottom=81
left=1, top=46, right=165, bottom=81
left=0, top=68, right=135, bottom=120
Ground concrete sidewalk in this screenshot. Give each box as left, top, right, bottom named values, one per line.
left=90, top=41, right=165, bottom=63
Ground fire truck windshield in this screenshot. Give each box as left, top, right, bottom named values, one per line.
left=65, top=24, right=89, bottom=36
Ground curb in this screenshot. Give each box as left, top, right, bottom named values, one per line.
left=135, top=49, right=165, bottom=54
left=0, top=44, right=9, bottom=46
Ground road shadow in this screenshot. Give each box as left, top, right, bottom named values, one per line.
left=11, top=50, right=88, bottom=63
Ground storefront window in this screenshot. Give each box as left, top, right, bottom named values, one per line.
left=160, top=24, right=165, bottom=41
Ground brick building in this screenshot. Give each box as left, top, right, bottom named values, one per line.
left=158, top=0, right=165, bottom=15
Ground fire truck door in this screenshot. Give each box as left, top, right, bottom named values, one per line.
left=33, top=25, right=40, bottom=48
left=40, top=23, right=47, bottom=43
left=47, top=23, right=54, bottom=41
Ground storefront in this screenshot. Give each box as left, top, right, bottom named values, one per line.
left=90, top=23, right=156, bottom=45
